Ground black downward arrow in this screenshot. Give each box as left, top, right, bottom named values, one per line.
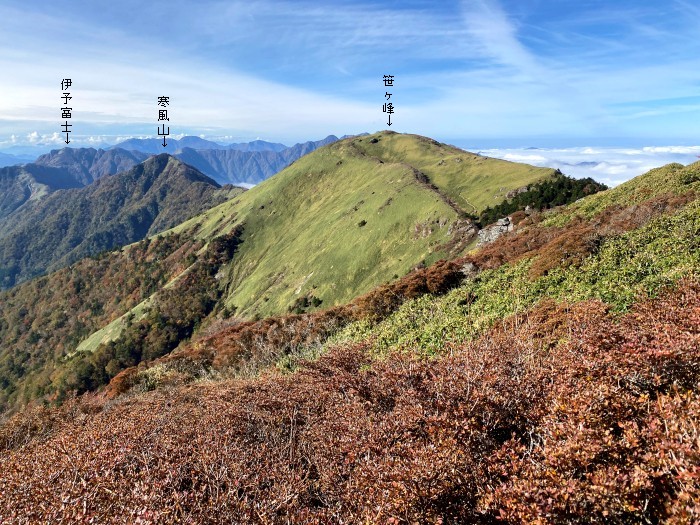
left=162, top=136, right=167, bottom=147
left=64, top=134, right=70, bottom=144
left=387, top=114, right=392, bottom=126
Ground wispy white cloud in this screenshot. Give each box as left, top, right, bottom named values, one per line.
left=462, top=0, right=541, bottom=74
left=0, top=40, right=375, bottom=144
left=1, top=0, right=699, bottom=146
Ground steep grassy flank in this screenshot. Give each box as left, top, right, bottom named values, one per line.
left=72, top=297, right=153, bottom=355
left=199, top=153, right=458, bottom=318
left=169, top=131, right=556, bottom=318
left=328, top=162, right=700, bottom=357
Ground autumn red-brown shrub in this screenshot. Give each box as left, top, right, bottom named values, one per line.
left=2, top=279, right=698, bottom=523
left=464, top=191, right=695, bottom=277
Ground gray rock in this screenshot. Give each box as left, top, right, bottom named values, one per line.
left=506, top=186, right=529, bottom=199
left=460, top=261, right=479, bottom=279
left=477, top=217, right=514, bottom=247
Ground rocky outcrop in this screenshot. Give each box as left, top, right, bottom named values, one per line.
left=477, top=217, right=514, bottom=247
left=506, top=185, right=529, bottom=199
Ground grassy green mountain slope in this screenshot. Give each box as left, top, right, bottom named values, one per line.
left=348, top=132, right=556, bottom=213
left=170, top=131, right=557, bottom=318
left=135, top=159, right=698, bottom=384
left=1, top=161, right=698, bottom=523
left=0, top=154, right=241, bottom=288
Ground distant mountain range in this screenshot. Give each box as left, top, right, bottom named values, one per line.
left=173, top=135, right=340, bottom=185
left=110, top=136, right=288, bottom=154
left=109, top=135, right=335, bottom=156
left=110, top=134, right=340, bottom=185
left=0, top=135, right=342, bottom=189
left=0, top=151, right=35, bottom=168
left=110, top=136, right=228, bottom=154
left=0, top=155, right=240, bottom=289
left=225, top=139, right=288, bottom=152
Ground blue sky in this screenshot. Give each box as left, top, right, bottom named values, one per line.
left=1, top=0, right=699, bottom=148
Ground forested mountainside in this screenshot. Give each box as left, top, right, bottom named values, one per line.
left=0, top=154, right=241, bottom=288
left=0, top=164, right=83, bottom=221
left=1, top=148, right=152, bottom=224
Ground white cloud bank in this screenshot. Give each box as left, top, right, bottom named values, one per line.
left=478, top=145, right=700, bottom=187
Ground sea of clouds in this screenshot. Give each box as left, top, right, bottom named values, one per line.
left=478, top=146, right=700, bottom=187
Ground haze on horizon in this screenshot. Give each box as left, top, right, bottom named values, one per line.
left=0, top=1, right=698, bottom=157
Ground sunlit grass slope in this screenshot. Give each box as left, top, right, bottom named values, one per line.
left=348, top=131, right=558, bottom=213
left=170, top=131, right=556, bottom=318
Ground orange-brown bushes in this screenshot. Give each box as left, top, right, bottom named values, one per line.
left=2, top=280, right=698, bottom=523
left=527, top=220, right=601, bottom=277
left=465, top=191, right=695, bottom=278
left=103, top=366, right=138, bottom=399
left=351, top=259, right=464, bottom=321
left=509, top=209, right=528, bottom=226
left=0, top=392, right=103, bottom=451
left=492, top=278, right=700, bottom=523
left=181, top=306, right=352, bottom=372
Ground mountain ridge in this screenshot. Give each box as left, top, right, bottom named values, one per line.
left=109, top=134, right=339, bottom=156
left=163, top=131, right=560, bottom=318
left=16, top=135, right=341, bottom=189
left=0, top=154, right=241, bottom=288
left=34, top=147, right=149, bottom=186
left=0, top=131, right=571, bottom=415
left=0, top=164, right=84, bottom=221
